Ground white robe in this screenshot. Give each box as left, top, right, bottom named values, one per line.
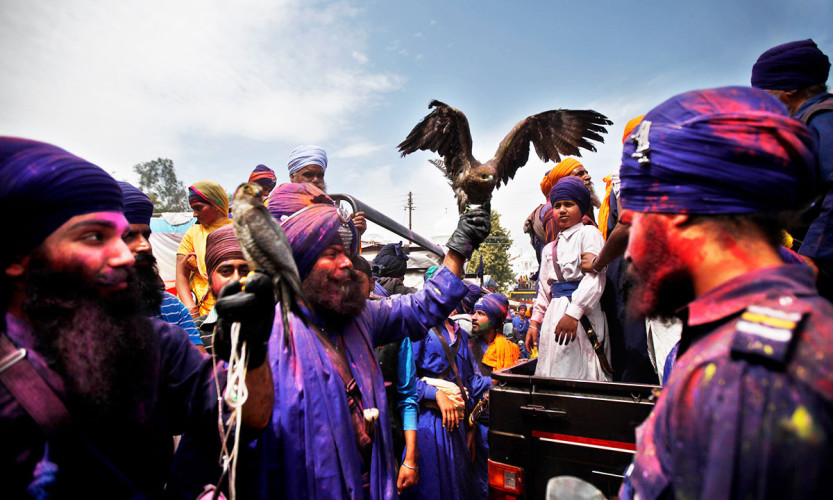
left=532, top=223, right=610, bottom=381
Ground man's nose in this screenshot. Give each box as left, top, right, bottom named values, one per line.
left=110, top=239, right=135, bottom=268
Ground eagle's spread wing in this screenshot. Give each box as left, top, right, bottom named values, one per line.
left=492, top=109, right=612, bottom=187
left=397, top=100, right=478, bottom=179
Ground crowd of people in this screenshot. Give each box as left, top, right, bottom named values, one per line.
left=1, top=38, right=832, bottom=499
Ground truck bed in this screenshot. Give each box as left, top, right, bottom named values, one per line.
left=489, top=358, right=659, bottom=499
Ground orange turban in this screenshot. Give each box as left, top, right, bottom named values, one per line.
left=622, top=115, right=646, bottom=144
left=540, top=158, right=583, bottom=197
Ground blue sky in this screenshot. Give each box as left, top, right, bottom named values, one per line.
left=2, top=0, right=832, bottom=266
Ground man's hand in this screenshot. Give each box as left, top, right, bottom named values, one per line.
left=525, top=323, right=539, bottom=349
left=581, top=252, right=599, bottom=274
left=351, top=211, right=367, bottom=236
left=213, top=272, right=276, bottom=367
left=397, top=462, right=419, bottom=493
left=554, top=315, right=578, bottom=345
left=435, top=390, right=462, bottom=432
left=446, top=206, right=491, bottom=259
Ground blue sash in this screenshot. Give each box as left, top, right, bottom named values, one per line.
left=550, top=280, right=580, bottom=298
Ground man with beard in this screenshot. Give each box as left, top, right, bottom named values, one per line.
left=0, top=138, right=274, bottom=497
left=118, top=181, right=205, bottom=352
left=245, top=186, right=490, bottom=499
left=616, top=88, right=833, bottom=500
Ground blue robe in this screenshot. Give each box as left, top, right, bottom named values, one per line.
left=251, top=266, right=468, bottom=499
left=401, top=321, right=491, bottom=500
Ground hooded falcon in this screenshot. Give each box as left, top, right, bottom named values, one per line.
left=398, top=100, right=612, bottom=212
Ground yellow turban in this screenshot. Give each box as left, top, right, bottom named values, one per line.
left=622, top=115, right=646, bottom=144
left=540, top=158, right=583, bottom=197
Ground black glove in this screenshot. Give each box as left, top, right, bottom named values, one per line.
left=213, top=271, right=276, bottom=367
left=446, top=206, right=491, bottom=259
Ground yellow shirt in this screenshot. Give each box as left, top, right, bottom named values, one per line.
left=177, top=218, right=233, bottom=316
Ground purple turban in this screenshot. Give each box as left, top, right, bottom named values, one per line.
left=459, top=282, right=483, bottom=315
left=249, top=164, right=277, bottom=192
left=474, top=293, right=509, bottom=328
left=287, top=145, right=328, bottom=176
left=205, top=225, right=244, bottom=279
left=0, top=137, right=123, bottom=266
left=548, top=176, right=592, bottom=216
left=751, top=39, right=830, bottom=91
left=620, top=87, right=817, bottom=215
left=372, top=242, right=409, bottom=278
left=118, top=181, right=154, bottom=225
left=267, top=182, right=334, bottom=220
left=281, top=203, right=358, bottom=280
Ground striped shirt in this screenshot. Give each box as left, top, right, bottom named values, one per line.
left=156, top=291, right=203, bottom=346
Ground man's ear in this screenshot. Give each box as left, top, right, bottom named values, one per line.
left=5, top=255, right=29, bottom=278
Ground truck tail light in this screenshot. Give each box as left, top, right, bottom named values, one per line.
left=488, top=459, right=523, bottom=498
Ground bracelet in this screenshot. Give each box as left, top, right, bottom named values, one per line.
left=402, top=462, right=418, bottom=471
left=528, top=326, right=539, bottom=331
left=591, top=256, right=603, bottom=273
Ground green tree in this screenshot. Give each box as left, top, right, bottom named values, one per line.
left=133, top=158, right=189, bottom=212
left=466, top=210, right=514, bottom=293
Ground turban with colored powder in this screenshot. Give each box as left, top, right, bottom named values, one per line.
left=287, top=145, right=328, bottom=176
left=189, top=180, right=229, bottom=217
left=281, top=203, right=358, bottom=280
left=751, top=39, right=830, bottom=91
left=474, top=293, right=509, bottom=329
left=620, top=86, right=817, bottom=215
left=204, top=225, right=245, bottom=279
left=540, top=158, right=583, bottom=197
left=372, top=242, right=409, bottom=278
left=0, top=137, right=123, bottom=267
left=549, top=176, right=592, bottom=217
left=119, top=181, right=154, bottom=225
left=267, top=182, right=334, bottom=220
left=459, top=282, right=483, bottom=315
left=249, top=164, right=277, bottom=192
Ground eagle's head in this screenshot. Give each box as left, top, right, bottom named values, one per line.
left=461, top=162, right=497, bottom=207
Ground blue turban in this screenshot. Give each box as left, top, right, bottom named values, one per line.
left=459, top=282, right=483, bottom=314
left=372, top=242, right=409, bottom=278
left=548, top=176, right=592, bottom=216
left=280, top=202, right=358, bottom=280
left=474, top=293, right=509, bottom=328
left=287, top=145, right=328, bottom=176
left=268, top=182, right=333, bottom=220
left=620, top=87, right=817, bottom=215
left=0, top=137, right=123, bottom=267
left=118, top=181, right=154, bottom=225
left=751, top=39, right=830, bottom=91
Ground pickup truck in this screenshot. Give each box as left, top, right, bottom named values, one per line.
left=488, top=358, right=660, bottom=499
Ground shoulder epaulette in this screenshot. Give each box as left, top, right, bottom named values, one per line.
left=731, top=303, right=804, bottom=365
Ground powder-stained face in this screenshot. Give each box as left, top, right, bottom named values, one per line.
left=471, top=310, right=492, bottom=334
left=624, top=210, right=694, bottom=319
left=123, top=223, right=153, bottom=260
left=290, top=164, right=326, bottom=191
left=37, top=211, right=135, bottom=296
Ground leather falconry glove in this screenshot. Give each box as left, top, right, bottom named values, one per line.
left=446, top=205, right=491, bottom=259
left=213, top=271, right=276, bottom=367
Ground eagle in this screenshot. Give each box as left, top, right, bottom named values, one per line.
left=231, top=183, right=305, bottom=346
left=398, top=100, right=612, bottom=212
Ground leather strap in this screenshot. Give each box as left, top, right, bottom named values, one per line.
left=432, top=324, right=470, bottom=411
left=0, top=333, right=71, bottom=435
left=578, top=315, right=614, bottom=376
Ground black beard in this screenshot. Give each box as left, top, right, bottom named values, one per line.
left=134, top=252, right=164, bottom=316
left=303, top=266, right=367, bottom=327
left=21, top=252, right=157, bottom=425
left=623, top=220, right=695, bottom=320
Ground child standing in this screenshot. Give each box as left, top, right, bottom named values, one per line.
left=529, top=176, right=610, bottom=380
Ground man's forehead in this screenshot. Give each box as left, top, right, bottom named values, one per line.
left=299, top=165, right=325, bottom=174
left=61, top=211, right=129, bottom=231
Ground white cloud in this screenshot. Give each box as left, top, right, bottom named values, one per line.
left=0, top=0, right=403, bottom=179
left=333, top=141, right=384, bottom=159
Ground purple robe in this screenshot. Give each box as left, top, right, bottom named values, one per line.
left=622, top=266, right=833, bottom=499
left=250, top=266, right=468, bottom=499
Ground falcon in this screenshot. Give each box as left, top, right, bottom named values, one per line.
left=231, top=183, right=305, bottom=344
left=398, top=100, right=612, bottom=212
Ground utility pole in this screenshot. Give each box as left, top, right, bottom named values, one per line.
left=407, top=191, right=414, bottom=230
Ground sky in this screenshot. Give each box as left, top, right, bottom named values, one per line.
left=2, top=0, right=832, bottom=271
